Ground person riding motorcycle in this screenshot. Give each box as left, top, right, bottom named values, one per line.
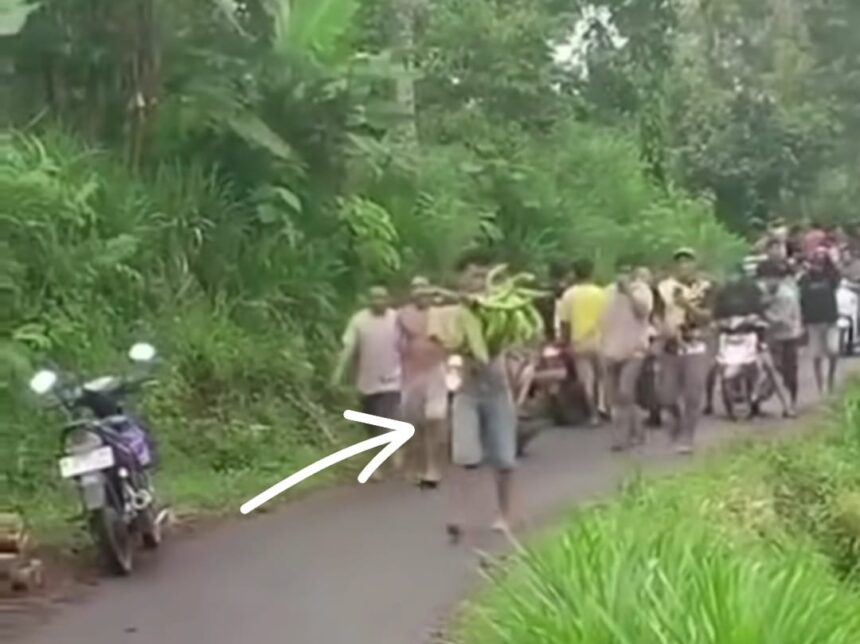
left=711, top=264, right=791, bottom=417
left=713, top=264, right=765, bottom=322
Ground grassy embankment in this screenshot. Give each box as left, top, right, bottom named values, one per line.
left=456, top=386, right=860, bottom=644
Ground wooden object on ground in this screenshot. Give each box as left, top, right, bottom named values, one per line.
left=0, top=512, right=27, bottom=553
left=0, top=512, right=44, bottom=593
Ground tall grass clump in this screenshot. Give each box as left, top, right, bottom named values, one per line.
left=457, top=386, right=860, bottom=644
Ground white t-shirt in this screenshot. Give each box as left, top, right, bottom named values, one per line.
left=600, top=281, right=654, bottom=361
left=342, top=309, right=401, bottom=395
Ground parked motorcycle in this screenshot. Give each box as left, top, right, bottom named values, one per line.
left=505, top=347, right=548, bottom=457
left=836, top=278, right=859, bottom=356
left=528, top=343, right=589, bottom=428
left=28, top=343, right=164, bottom=575
left=715, top=316, right=774, bottom=420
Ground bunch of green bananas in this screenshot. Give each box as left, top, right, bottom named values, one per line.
left=468, top=265, right=545, bottom=356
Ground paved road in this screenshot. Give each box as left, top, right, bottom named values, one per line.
left=3, top=363, right=852, bottom=644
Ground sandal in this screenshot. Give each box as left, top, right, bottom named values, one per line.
left=446, top=523, right=462, bottom=545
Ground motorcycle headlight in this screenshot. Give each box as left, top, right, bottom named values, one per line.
left=65, top=429, right=104, bottom=454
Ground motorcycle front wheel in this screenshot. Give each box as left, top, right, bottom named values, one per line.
left=89, top=506, right=133, bottom=575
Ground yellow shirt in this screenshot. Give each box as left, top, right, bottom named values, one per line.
left=558, top=283, right=608, bottom=350
left=427, top=304, right=489, bottom=363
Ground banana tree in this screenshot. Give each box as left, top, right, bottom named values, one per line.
left=0, top=0, right=39, bottom=36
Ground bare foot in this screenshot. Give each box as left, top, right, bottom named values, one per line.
left=491, top=516, right=513, bottom=538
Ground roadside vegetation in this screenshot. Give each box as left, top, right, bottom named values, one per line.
left=456, top=387, right=860, bottom=643
left=1, top=0, right=859, bottom=544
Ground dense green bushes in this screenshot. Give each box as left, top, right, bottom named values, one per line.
left=456, top=390, right=860, bottom=643
left=0, top=130, right=351, bottom=536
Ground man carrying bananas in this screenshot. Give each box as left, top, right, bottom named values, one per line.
left=433, top=250, right=519, bottom=542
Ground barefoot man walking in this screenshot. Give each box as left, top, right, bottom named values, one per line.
left=398, top=277, right=448, bottom=488
left=436, top=251, right=518, bottom=541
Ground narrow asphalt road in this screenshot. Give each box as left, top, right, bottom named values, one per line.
left=3, top=361, right=853, bottom=644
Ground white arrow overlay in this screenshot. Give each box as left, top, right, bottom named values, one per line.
left=239, top=410, right=415, bottom=515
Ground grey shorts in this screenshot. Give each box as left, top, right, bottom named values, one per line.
left=658, top=350, right=710, bottom=407
left=401, top=366, right=448, bottom=423
left=807, top=324, right=839, bottom=358
left=451, top=390, right=517, bottom=470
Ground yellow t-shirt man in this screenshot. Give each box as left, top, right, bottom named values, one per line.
left=558, top=283, right=608, bottom=352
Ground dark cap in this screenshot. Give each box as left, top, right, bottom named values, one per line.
left=756, top=259, right=788, bottom=279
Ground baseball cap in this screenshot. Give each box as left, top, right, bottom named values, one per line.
left=673, top=247, right=696, bottom=261
left=410, top=275, right=434, bottom=295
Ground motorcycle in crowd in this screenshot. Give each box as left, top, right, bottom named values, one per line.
left=28, top=343, right=166, bottom=575
left=837, top=277, right=860, bottom=355
left=445, top=342, right=588, bottom=459
left=714, top=316, right=774, bottom=420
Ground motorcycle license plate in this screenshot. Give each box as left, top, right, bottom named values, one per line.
left=684, top=341, right=707, bottom=355
left=59, top=446, right=115, bottom=479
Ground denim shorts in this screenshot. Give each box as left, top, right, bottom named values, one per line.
left=451, top=390, right=517, bottom=470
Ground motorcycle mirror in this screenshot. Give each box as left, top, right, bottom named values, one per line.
left=30, top=370, right=58, bottom=395
left=129, top=342, right=157, bottom=363
left=542, top=346, right=561, bottom=359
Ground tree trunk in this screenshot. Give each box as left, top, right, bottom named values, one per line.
left=127, top=0, right=160, bottom=169
left=388, top=0, right=419, bottom=152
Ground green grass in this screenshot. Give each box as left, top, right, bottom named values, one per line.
left=455, top=391, right=860, bottom=644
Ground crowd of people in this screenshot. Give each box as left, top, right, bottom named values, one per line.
left=330, top=220, right=860, bottom=540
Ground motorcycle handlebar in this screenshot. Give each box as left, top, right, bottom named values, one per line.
left=117, top=373, right=155, bottom=395
left=715, top=316, right=768, bottom=333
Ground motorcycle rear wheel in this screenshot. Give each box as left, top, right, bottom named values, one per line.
left=138, top=504, right=162, bottom=549
left=89, top=506, right=133, bottom=575
left=721, top=375, right=749, bottom=420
